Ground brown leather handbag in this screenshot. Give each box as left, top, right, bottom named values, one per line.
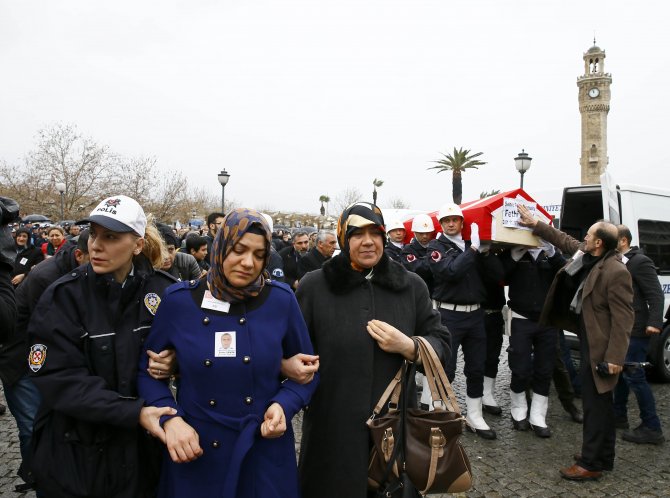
left=367, top=337, right=473, bottom=496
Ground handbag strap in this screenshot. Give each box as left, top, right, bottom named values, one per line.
left=415, top=336, right=462, bottom=415
left=368, top=365, right=403, bottom=423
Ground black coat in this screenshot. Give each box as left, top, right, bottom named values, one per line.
left=384, top=242, right=403, bottom=263
left=296, top=253, right=450, bottom=498
left=28, top=257, right=176, bottom=498
left=279, top=245, right=302, bottom=288
left=624, top=247, right=664, bottom=336
left=0, top=262, right=15, bottom=344
left=0, top=244, right=81, bottom=386
left=297, top=246, right=329, bottom=279
left=12, top=244, right=44, bottom=279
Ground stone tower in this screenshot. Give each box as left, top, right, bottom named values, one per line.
left=577, top=42, right=612, bottom=184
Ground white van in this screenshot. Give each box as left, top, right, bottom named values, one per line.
left=559, top=183, right=670, bottom=381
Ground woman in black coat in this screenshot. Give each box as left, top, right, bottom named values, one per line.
left=296, top=203, right=451, bottom=498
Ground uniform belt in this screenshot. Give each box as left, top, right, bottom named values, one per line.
left=439, top=302, right=480, bottom=312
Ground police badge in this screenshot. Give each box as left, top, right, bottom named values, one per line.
left=28, top=344, right=47, bottom=372
left=144, top=292, right=161, bottom=315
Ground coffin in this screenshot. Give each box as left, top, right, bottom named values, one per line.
left=403, top=189, right=553, bottom=247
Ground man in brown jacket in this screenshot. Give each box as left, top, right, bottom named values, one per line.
left=519, top=206, right=634, bottom=481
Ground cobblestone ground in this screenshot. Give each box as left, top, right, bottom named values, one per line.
left=1, top=337, right=668, bottom=497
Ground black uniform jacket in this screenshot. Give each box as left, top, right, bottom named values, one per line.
left=400, top=239, right=434, bottom=293
left=0, top=263, right=15, bottom=344
left=1, top=244, right=80, bottom=387
left=501, top=249, right=566, bottom=321
left=27, top=257, right=176, bottom=498
left=427, top=233, right=503, bottom=305
left=384, top=241, right=403, bottom=263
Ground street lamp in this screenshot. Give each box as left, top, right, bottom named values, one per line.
left=217, top=169, right=230, bottom=213
left=55, top=182, right=66, bottom=221
left=514, top=149, right=532, bottom=189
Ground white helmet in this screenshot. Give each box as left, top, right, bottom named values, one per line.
left=411, top=214, right=435, bottom=233
left=437, top=203, right=463, bottom=221
left=386, top=219, right=406, bottom=232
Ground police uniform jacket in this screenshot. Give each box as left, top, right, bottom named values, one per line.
left=501, top=249, right=566, bottom=322
left=428, top=233, right=503, bottom=305
left=383, top=241, right=403, bottom=263
left=400, top=239, right=434, bottom=293
left=27, top=257, right=176, bottom=498
left=1, top=244, right=81, bottom=387
left=137, top=279, right=317, bottom=498
left=0, top=263, right=15, bottom=345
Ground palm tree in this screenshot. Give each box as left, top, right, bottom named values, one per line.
left=372, top=178, right=384, bottom=205
left=480, top=189, right=501, bottom=199
left=319, top=195, right=330, bottom=216
left=428, top=147, right=487, bottom=204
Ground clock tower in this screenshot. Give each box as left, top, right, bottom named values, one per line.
left=577, top=42, right=612, bottom=184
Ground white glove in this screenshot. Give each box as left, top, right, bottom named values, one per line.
left=479, top=242, right=491, bottom=254
left=470, top=223, right=480, bottom=251
left=540, top=239, right=555, bottom=257
left=511, top=246, right=527, bottom=262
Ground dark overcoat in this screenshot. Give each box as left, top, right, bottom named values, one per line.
left=296, top=253, right=450, bottom=498
left=533, top=222, right=634, bottom=393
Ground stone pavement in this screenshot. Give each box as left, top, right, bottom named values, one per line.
left=1, top=337, right=669, bottom=497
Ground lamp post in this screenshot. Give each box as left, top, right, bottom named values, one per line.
left=55, top=182, right=66, bottom=221
left=514, top=149, right=532, bottom=189
left=217, top=169, right=230, bottom=213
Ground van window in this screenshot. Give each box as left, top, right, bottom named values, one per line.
left=638, top=219, right=670, bottom=275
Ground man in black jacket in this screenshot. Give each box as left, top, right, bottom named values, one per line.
left=297, top=230, right=337, bottom=280
left=279, top=231, right=309, bottom=289
left=613, top=225, right=665, bottom=444
left=428, top=203, right=504, bottom=440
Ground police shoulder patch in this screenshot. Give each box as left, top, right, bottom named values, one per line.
left=271, top=268, right=285, bottom=278
left=28, top=344, right=47, bottom=372
left=405, top=253, right=416, bottom=263
left=144, top=293, right=161, bottom=315
left=430, top=250, right=442, bottom=262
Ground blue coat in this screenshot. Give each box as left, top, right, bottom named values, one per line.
left=137, top=279, right=317, bottom=498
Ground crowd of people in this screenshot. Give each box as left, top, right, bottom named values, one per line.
left=0, top=192, right=665, bottom=497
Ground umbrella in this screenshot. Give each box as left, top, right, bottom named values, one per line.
left=22, top=214, right=51, bottom=223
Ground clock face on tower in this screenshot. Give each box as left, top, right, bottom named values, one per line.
left=588, top=88, right=600, bottom=98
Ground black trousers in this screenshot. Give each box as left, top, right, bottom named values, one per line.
left=508, top=318, right=557, bottom=396
left=578, top=332, right=616, bottom=472
left=483, top=310, right=504, bottom=378
left=440, top=308, right=486, bottom=398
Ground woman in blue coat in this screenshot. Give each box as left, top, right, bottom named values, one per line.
left=138, top=208, right=318, bottom=498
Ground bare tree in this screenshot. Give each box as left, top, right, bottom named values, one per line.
left=389, top=197, right=411, bottom=209
left=334, top=187, right=362, bottom=214
left=0, top=123, right=115, bottom=219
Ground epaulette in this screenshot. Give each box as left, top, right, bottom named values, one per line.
left=266, top=279, right=293, bottom=294
left=154, top=268, right=180, bottom=283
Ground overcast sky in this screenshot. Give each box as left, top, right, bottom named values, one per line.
left=2, top=0, right=668, bottom=215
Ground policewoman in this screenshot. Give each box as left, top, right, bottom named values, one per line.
left=137, top=208, right=317, bottom=498
left=27, top=195, right=178, bottom=498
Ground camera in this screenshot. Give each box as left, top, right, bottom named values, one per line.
left=596, top=362, right=612, bottom=377
left=0, top=197, right=20, bottom=226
